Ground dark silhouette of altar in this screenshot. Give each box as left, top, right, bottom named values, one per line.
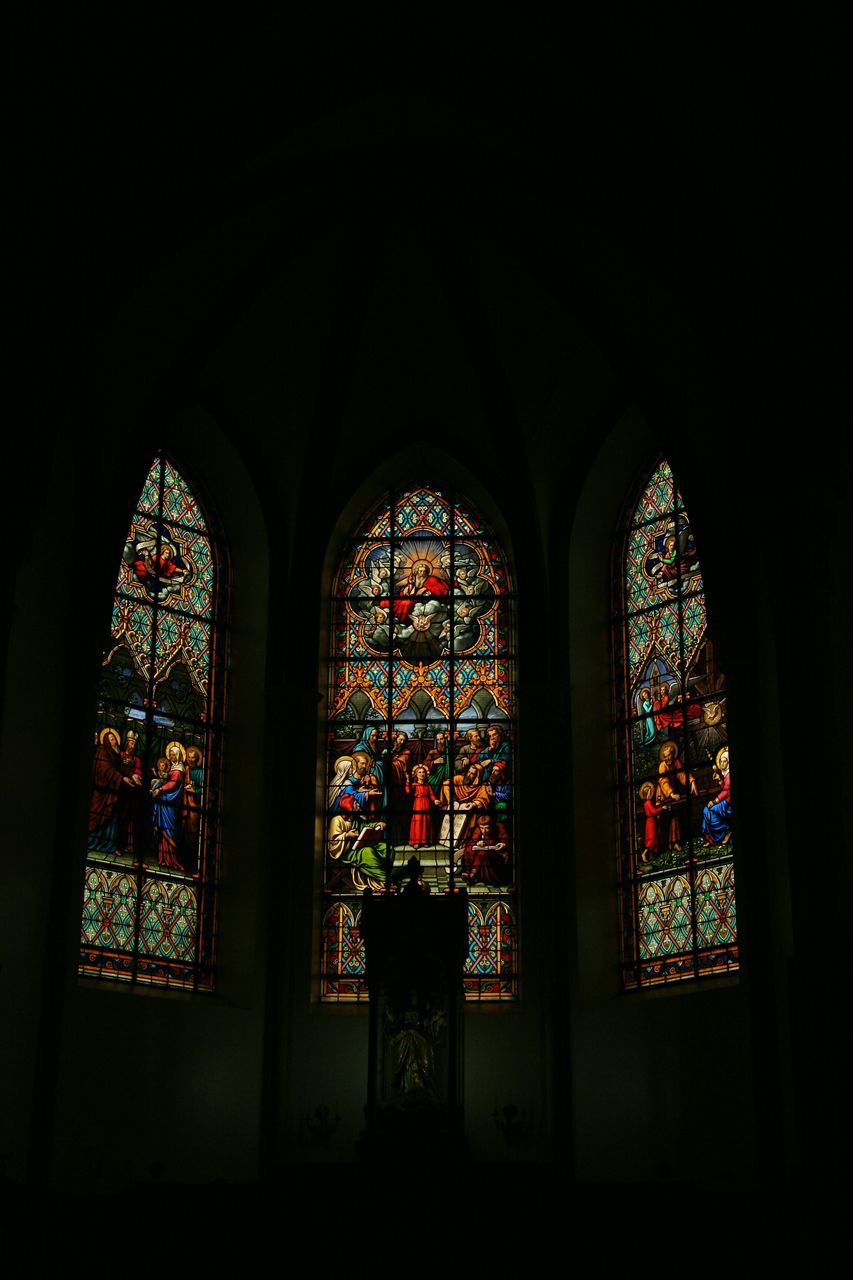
left=358, top=860, right=468, bottom=1163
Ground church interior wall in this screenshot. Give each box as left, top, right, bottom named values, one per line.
left=0, top=410, right=273, bottom=1188
left=1, top=234, right=803, bottom=1183
left=3, top=15, right=846, bottom=1219
left=567, top=407, right=763, bottom=1180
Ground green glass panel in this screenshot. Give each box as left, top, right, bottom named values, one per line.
left=394, top=486, right=451, bottom=534
left=161, top=459, right=206, bottom=530
left=137, top=458, right=163, bottom=517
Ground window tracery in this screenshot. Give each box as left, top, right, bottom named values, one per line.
left=614, top=458, right=738, bottom=986
left=322, top=485, right=517, bottom=1001
left=79, top=454, right=227, bottom=989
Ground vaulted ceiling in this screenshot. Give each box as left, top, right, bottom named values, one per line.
left=11, top=7, right=841, bottom=539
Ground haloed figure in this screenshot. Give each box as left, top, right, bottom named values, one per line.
left=702, top=746, right=732, bottom=845
left=183, top=745, right=205, bottom=855
left=638, top=780, right=664, bottom=863
left=407, top=764, right=435, bottom=846
left=151, top=740, right=187, bottom=871
left=657, top=740, right=697, bottom=852
left=88, top=727, right=138, bottom=855
left=116, top=728, right=145, bottom=858
left=327, top=754, right=392, bottom=890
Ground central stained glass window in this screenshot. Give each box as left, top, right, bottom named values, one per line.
left=322, top=485, right=517, bottom=1001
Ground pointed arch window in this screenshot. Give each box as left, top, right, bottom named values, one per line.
left=322, top=485, right=517, bottom=1001
left=614, top=458, right=738, bottom=987
left=80, top=454, right=227, bottom=990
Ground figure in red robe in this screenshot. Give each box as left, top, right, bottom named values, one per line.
left=638, top=781, right=664, bottom=863
left=380, top=559, right=450, bottom=623
left=132, top=544, right=184, bottom=584
left=406, top=765, right=436, bottom=846
left=461, top=814, right=510, bottom=886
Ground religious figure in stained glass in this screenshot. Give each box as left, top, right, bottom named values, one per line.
left=322, top=485, right=517, bottom=1000
left=79, top=454, right=226, bottom=990
left=614, top=458, right=738, bottom=987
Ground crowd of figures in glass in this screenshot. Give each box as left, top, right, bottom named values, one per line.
left=323, top=487, right=517, bottom=1000
left=615, top=459, right=738, bottom=986
left=80, top=455, right=225, bottom=989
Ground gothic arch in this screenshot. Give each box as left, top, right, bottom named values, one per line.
left=80, top=450, right=228, bottom=988
left=75, top=408, right=270, bottom=994
left=564, top=404, right=763, bottom=1178
left=317, top=454, right=520, bottom=1002
left=613, top=456, right=737, bottom=986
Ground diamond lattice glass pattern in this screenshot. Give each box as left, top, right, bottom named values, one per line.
left=79, top=454, right=225, bottom=991
left=615, top=459, right=738, bottom=988
left=322, top=486, right=517, bottom=1001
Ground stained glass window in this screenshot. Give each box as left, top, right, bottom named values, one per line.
left=322, top=485, right=517, bottom=1001
left=614, top=458, right=738, bottom=987
left=79, top=454, right=227, bottom=990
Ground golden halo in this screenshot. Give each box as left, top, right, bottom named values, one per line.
left=165, top=740, right=186, bottom=763
left=715, top=745, right=730, bottom=771
left=99, top=726, right=121, bottom=747
left=395, top=538, right=446, bottom=577
left=658, top=740, right=678, bottom=761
